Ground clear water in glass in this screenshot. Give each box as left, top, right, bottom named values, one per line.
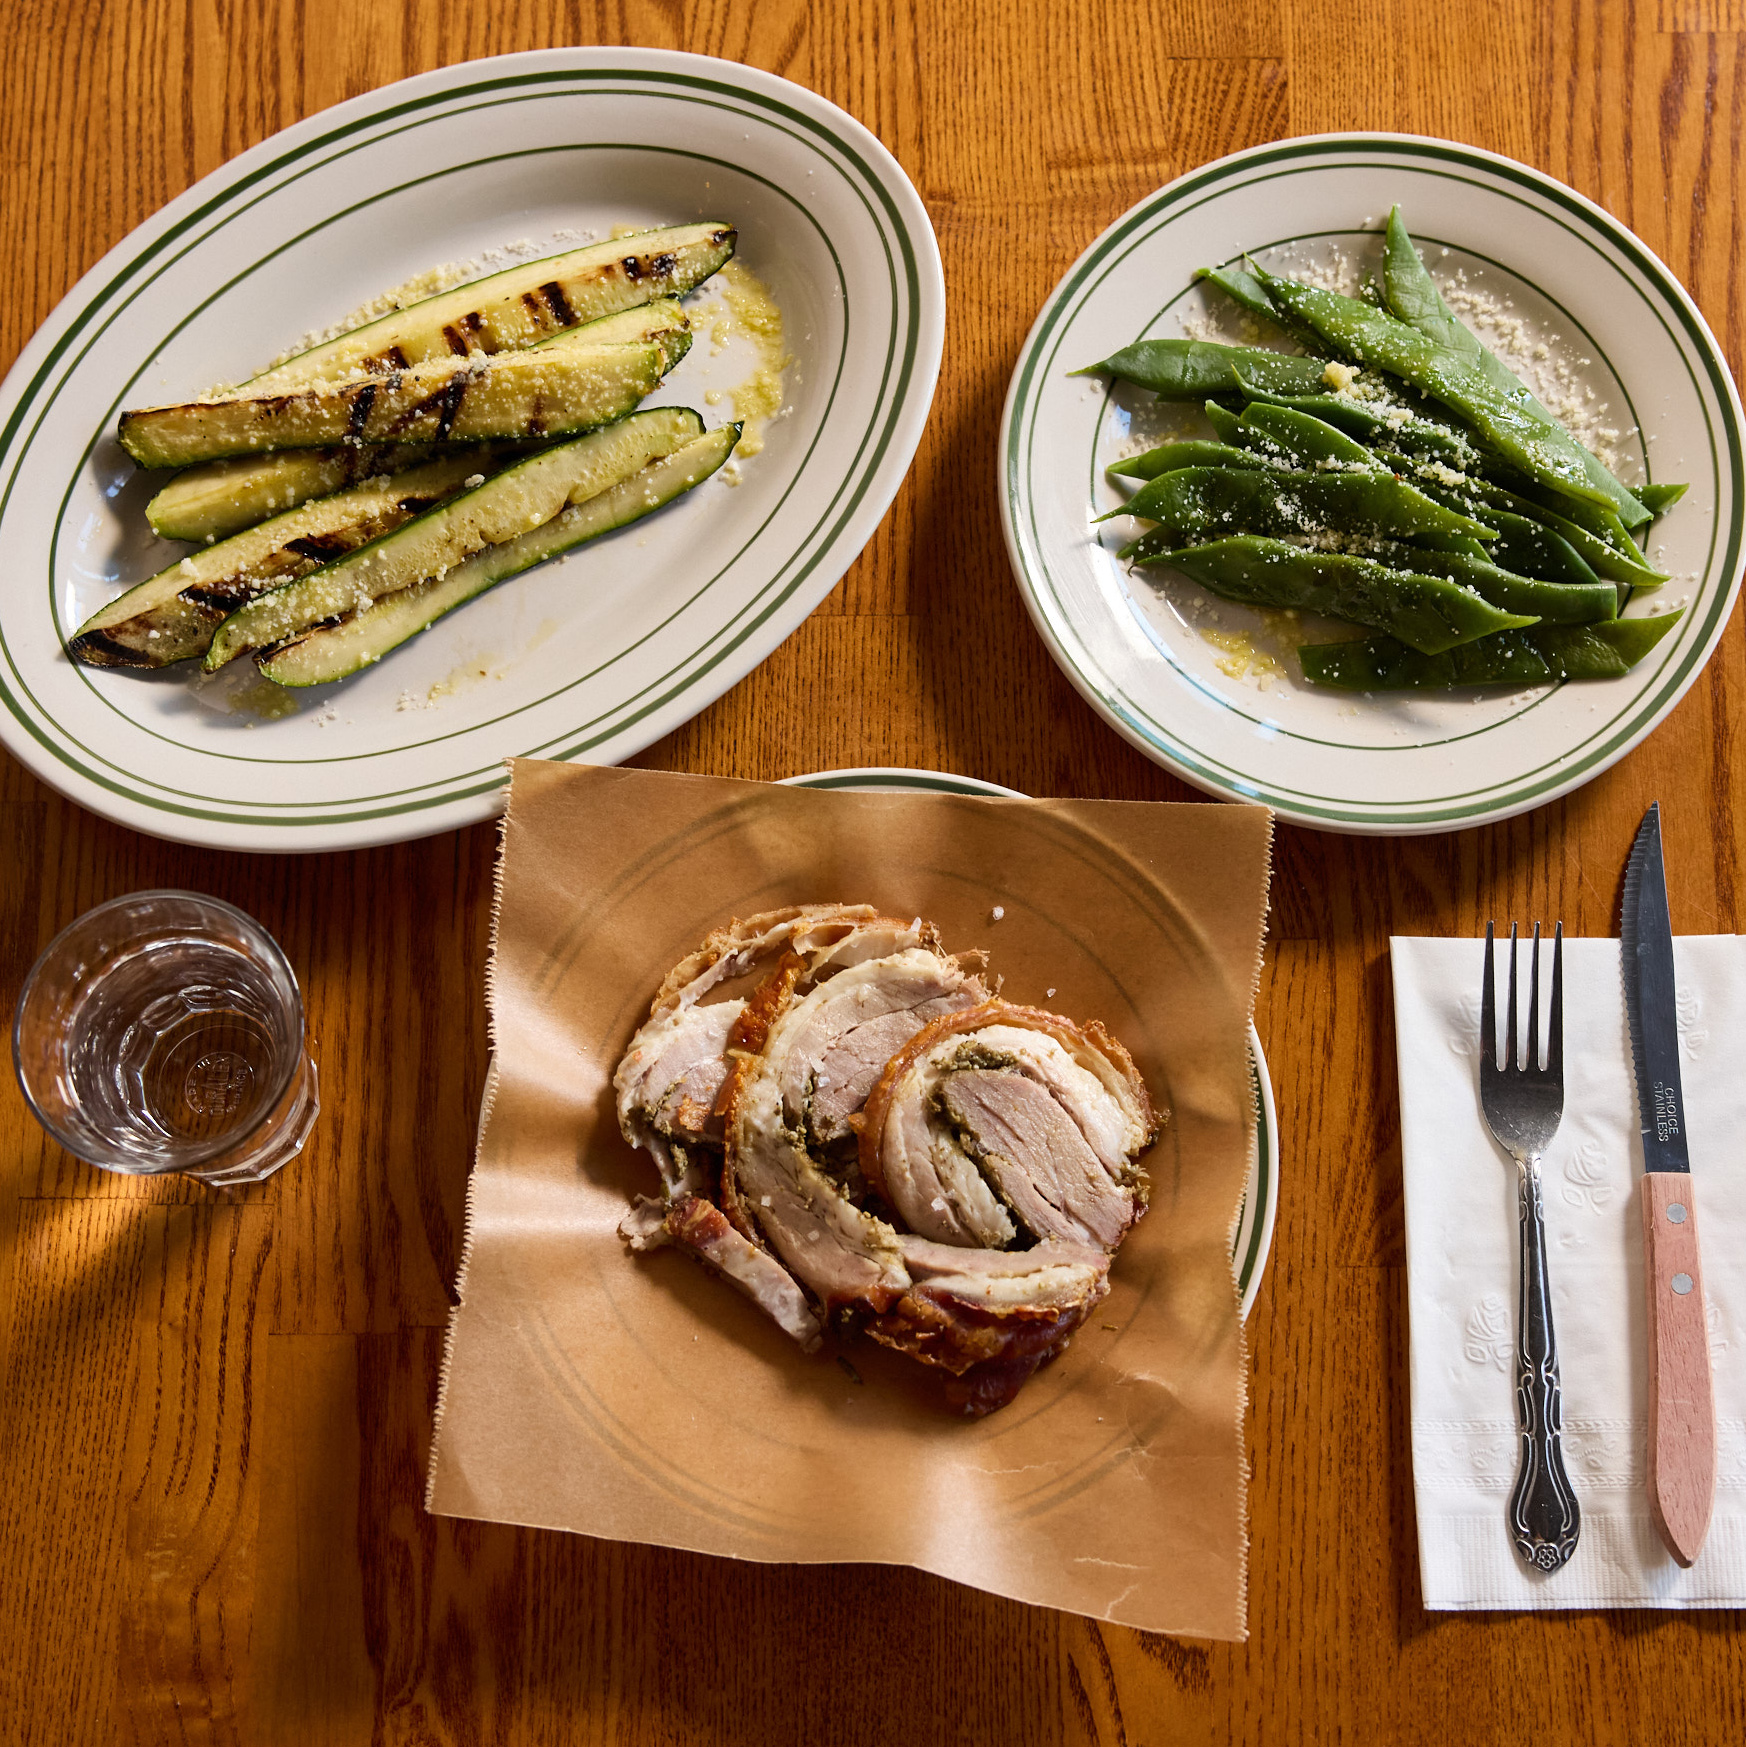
left=14, top=891, right=318, bottom=1186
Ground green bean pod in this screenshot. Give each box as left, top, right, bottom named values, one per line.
left=1471, top=480, right=1666, bottom=587
left=1254, top=266, right=1652, bottom=528
left=1107, top=441, right=1273, bottom=481
left=1234, top=402, right=1381, bottom=471
left=1080, top=339, right=1331, bottom=399
left=1298, top=610, right=1682, bottom=688
left=1639, top=482, right=1689, bottom=516
left=1228, top=370, right=1477, bottom=459
left=1402, top=549, right=1618, bottom=625
left=1151, top=535, right=1536, bottom=654
left=1379, top=207, right=1660, bottom=530
left=1111, top=466, right=1497, bottom=549
left=1195, top=264, right=1291, bottom=327
left=1411, top=479, right=1602, bottom=587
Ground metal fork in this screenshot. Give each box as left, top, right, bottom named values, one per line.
left=1478, top=921, right=1581, bottom=1573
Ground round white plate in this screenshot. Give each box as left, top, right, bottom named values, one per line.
left=782, top=767, right=1279, bottom=1318
left=0, top=50, right=944, bottom=852
left=999, top=135, right=1745, bottom=834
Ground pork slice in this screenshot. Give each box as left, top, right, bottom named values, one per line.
left=864, top=1038, right=1016, bottom=1247
left=614, top=1000, right=744, bottom=1182
left=897, top=1234, right=1111, bottom=1306
left=868, top=1235, right=1111, bottom=1412
left=729, top=1059, right=912, bottom=1310
left=647, top=905, right=936, bottom=1017
left=722, top=955, right=942, bottom=1311
left=937, top=1068, right=1138, bottom=1250
left=660, top=1195, right=822, bottom=1350
left=772, top=949, right=986, bottom=1144
left=861, top=1002, right=1158, bottom=1250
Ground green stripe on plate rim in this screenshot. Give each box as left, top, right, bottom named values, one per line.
left=0, top=68, right=926, bottom=827
left=1004, top=136, right=1745, bottom=827
left=783, top=766, right=1276, bottom=1309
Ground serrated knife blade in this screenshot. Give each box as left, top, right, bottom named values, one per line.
left=1621, top=801, right=1715, bottom=1567
left=1623, top=804, right=1691, bottom=1173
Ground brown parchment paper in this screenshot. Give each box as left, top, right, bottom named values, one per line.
left=425, top=760, right=1272, bottom=1638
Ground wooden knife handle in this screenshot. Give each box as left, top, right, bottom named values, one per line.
left=1642, top=1172, right=1716, bottom=1566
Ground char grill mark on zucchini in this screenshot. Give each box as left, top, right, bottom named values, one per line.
left=244, top=224, right=733, bottom=393
left=119, top=338, right=666, bottom=469
left=70, top=453, right=495, bottom=668
left=205, top=408, right=713, bottom=671
left=257, top=421, right=739, bottom=687
left=141, top=300, right=694, bottom=542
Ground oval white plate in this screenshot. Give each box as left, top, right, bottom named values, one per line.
left=782, top=767, right=1278, bottom=1318
left=999, top=135, right=1745, bottom=834
left=0, top=50, right=943, bottom=852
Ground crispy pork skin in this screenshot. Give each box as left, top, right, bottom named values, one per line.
left=870, top=1237, right=1113, bottom=1416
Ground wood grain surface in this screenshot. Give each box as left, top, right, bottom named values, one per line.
left=3, top=2, right=1745, bottom=1742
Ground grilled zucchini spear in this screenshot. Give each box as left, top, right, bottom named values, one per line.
left=71, top=451, right=499, bottom=667
left=205, top=408, right=718, bottom=671
left=142, top=299, right=698, bottom=541
left=260, top=421, right=739, bottom=686
left=120, top=335, right=666, bottom=469
left=242, top=223, right=732, bottom=392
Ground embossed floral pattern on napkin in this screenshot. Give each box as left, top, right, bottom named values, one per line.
left=1392, top=936, right=1746, bottom=1609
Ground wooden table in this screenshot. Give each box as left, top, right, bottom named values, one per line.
left=4, top=2, right=1744, bottom=1740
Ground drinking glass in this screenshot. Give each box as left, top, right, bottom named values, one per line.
left=13, top=890, right=318, bottom=1187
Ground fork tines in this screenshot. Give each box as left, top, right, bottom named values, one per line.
left=1482, top=919, right=1564, bottom=1076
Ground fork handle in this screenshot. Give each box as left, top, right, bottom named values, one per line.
left=1510, top=1156, right=1581, bottom=1571
left=1642, top=1172, right=1715, bottom=1566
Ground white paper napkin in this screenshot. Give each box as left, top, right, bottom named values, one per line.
left=1391, top=935, right=1746, bottom=1609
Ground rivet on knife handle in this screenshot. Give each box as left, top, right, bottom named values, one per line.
left=1642, top=1173, right=1716, bottom=1566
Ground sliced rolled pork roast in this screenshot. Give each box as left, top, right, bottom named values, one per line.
left=613, top=908, right=1163, bottom=1415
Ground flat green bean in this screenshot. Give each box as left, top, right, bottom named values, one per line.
left=1254, top=266, right=1652, bottom=527
left=1380, top=208, right=1658, bottom=530
left=1411, top=479, right=1602, bottom=587
left=1107, top=441, right=1272, bottom=481
left=1298, top=610, right=1682, bottom=688
left=1157, top=536, right=1535, bottom=654
left=1236, top=402, right=1381, bottom=471
left=1203, top=399, right=1244, bottom=444
left=1639, top=482, right=1689, bottom=516
left=1229, top=370, right=1477, bottom=459
left=1081, top=339, right=1330, bottom=398
left=1195, top=264, right=1289, bottom=327
left=1111, top=466, right=1496, bottom=549
left=1476, top=480, right=1664, bottom=586
left=1402, top=548, right=1617, bottom=625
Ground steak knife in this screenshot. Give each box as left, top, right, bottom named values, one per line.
left=1621, top=801, right=1715, bottom=1566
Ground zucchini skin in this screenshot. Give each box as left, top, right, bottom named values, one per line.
left=119, top=339, right=665, bottom=469
left=206, top=408, right=711, bottom=671
left=141, top=300, right=693, bottom=541
left=258, top=423, right=739, bottom=687
left=246, top=226, right=732, bottom=391
left=146, top=443, right=449, bottom=543
left=71, top=452, right=495, bottom=668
